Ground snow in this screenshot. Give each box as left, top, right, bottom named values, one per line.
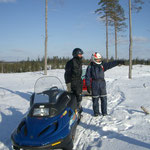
left=0, top=65, right=150, bottom=150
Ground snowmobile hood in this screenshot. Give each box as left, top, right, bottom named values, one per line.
left=12, top=108, right=72, bottom=147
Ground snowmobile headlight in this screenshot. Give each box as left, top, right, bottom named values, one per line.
left=33, top=107, right=49, bottom=116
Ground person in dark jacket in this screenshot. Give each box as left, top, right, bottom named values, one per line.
left=85, top=52, right=124, bottom=116
left=64, top=48, right=84, bottom=113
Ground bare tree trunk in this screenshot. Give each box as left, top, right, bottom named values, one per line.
left=129, top=0, right=133, bottom=79
left=44, top=0, right=48, bottom=75
left=106, top=15, right=109, bottom=62
left=1, top=63, right=3, bottom=73
left=115, top=23, right=117, bottom=60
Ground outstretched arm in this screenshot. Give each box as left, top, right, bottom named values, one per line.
left=103, top=60, right=124, bottom=71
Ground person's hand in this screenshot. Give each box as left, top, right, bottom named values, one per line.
left=87, top=86, right=91, bottom=94
left=66, top=83, right=71, bottom=92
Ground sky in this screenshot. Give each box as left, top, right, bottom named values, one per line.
left=0, top=0, right=150, bottom=61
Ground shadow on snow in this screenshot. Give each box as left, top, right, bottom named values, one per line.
left=0, top=87, right=32, bottom=149
left=0, top=107, right=25, bottom=150
left=80, top=107, right=150, bottom=149
left=0, top=87, right=32, bottom=102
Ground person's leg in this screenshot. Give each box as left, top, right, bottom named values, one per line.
left=92, top=81, right=100, bottom=116
left=76, top=93, right=83, bottom=114
left=100, top=82, right=107, bottom=116
left=101, top=96, right=107, bottom=116
left=92, top=96, right=100, bottom=116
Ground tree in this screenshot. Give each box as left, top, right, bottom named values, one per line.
left=95, top=0, right=112, bottom=62
left=109, top=0, right=127, bottom=60
left=132, top=0, right=144, bottom=12
left=44, top=0, right=48, bottom=75
left=128, top=0, right=144, bottom=79
left=129, top=0, right=132, bottom=79
left=95, top=0, right=126, bottom=61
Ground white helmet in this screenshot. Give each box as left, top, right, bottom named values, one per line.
left=91, top=52, right=102, bottom=64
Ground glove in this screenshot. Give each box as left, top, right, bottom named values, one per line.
left=87, top=86, right=91, bottom=94
left=66, top=83, right=71, bottom=92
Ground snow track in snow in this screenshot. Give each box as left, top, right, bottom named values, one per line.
left=73, top=75, right=137, bottom=150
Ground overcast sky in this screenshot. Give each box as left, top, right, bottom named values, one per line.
left=0, top=0, right=150, bottom=61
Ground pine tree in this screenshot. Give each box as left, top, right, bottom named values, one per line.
left=95, top=0, right=113, bottom=62
left=108, top=0, right=127, bottom=60
left=95, top=0, right=126, bottom=61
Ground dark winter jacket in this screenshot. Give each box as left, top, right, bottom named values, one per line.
left=85, top=61, right=120, bottom=89
left=64, top=57, right=82, bottom=93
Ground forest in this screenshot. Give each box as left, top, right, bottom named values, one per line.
left=0, top=57, right=150, bottom=73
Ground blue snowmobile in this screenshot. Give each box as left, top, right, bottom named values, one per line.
left=11, top=76, right=81, bottom=150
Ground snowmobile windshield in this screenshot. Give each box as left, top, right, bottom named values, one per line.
left=34, top=76, right=65, bottom=94
left=30, top=90, right=70, bottom=117
left=34, top=88, right=65, bottom=104
left=33, top=76, right=65, bottom=104
left=30, top=76, right=70, bottom=117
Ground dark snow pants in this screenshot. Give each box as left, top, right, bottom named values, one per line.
left=72, top=90, right=83, bottom=114
left=92, top=80, right=107, bottom=115
left=71, top=78, right=83, bottom=113
left=92, top=96, right=107, bottom=115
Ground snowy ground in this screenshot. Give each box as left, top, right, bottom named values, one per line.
left=0, top=65, right=150, bottom=150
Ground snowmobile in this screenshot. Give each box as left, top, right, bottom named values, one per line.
left=11, top=76, right=81, bottom=150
